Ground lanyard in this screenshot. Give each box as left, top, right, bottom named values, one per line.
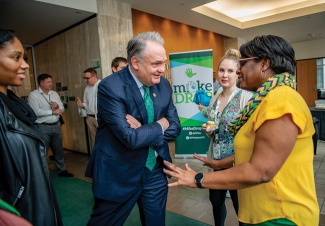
left=41, top=93, right=52, bottom=107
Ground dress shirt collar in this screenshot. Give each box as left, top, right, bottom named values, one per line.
left=38, top=87, right=53, bottom=96
left=128, top=65, right=143, bottom=90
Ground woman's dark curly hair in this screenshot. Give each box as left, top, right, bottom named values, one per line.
left=0, top=28, right=15, bottom=49
left=239, top=35, right=296, bottom=75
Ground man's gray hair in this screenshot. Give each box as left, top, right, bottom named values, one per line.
left=127, top=31, right=164, bottom=63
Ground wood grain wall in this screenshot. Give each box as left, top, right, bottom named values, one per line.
left=132, top=9, right=225, bottom=75
left=296, top=59, right=317, bottom=107
left=34, top=18, right=101, bottom=153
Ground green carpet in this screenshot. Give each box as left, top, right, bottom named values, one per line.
left=50, top=171, right=209, bottom=226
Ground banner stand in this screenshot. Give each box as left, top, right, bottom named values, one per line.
left=170, top=49, right=213, bottom=158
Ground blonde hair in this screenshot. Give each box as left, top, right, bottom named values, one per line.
left=218, top=48, right=241, bottom=68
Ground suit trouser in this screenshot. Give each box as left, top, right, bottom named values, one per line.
left=38, top=122, right=66, bottom=170
left=86, top=116, right=97, bottom=152
left=87, top=157, right=168, bottom=226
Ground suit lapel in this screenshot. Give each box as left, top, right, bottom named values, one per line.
left=124, top=70, right=148, bottom=123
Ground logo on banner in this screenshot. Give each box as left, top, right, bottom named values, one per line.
left=185, top=68, right=197, bottom=78
left=173, top=80, right=213, bottom=104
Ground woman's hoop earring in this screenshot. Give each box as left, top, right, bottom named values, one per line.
left=261, top=70, right=266, bottom=79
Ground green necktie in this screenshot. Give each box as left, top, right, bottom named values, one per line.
left=143, top=86, right=156, bottom=170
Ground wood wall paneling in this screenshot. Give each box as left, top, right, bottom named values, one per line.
left=296, top=59, right=317, bottom=107
left=34, top=18, right=101, bottom=154
left=132, top=9, right=225, bottom=73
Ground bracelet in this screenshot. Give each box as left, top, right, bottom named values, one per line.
left=232, top=157, right=235, bottom=167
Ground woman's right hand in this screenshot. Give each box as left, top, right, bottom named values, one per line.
left=202, top=124, right=214, bottom=137
left=198, top=104, right=205, bottom=111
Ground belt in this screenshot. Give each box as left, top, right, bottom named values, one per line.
left=87, top=114, right=95, bottom=118
left=40, top=121, right=59, bottom=126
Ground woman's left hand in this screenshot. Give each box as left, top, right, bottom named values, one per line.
left=193, top=153, right=219, bottom=169
left=163, top=161, right=198, bottom=188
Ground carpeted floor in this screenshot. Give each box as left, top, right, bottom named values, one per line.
left=50, top=171, right=209, bottom=226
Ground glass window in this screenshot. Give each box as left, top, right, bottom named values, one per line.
left=317, top=58, right=325, bottom=89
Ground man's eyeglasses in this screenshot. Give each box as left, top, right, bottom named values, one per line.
left=83, top=76, right=93, bottom=80
left=239, top=57, right=258, bottom=68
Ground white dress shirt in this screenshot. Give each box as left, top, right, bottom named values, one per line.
left=83, top=80, right=101, bottom=115
left=28, top=87, right=64, bottom=124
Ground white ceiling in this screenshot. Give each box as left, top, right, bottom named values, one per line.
left=0, top=0, right=324, bottom=46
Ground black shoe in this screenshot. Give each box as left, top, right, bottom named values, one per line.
left=58, top=170, right=74, bottom=177
left=49, top=155, right=55, bottom=161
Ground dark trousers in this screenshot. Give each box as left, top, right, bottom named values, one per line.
left=87, top=157, right=168, bottom=226
left=209, top=189, right=244, bottom=226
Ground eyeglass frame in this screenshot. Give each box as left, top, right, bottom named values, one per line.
left=238, top=57, right=259, bottom=68
left=82, top=75, right=94, bottom=80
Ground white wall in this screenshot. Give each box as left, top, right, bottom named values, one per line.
left=292, top=38, right=325, bottom=60
left=35, top=0, right=97, bottom=13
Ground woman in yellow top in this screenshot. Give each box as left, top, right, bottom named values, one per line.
left=163, top=35, right=319, bottom=226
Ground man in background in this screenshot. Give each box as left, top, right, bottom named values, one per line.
left=85, top=32, right=181, bottom=226
left=77, top=68, right=101, bottom=152
left=28, top=73, right=73, bottom=177
left=111, top=56, right=127, bottom=73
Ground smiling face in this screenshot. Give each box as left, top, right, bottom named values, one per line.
left=0, top=37, right=29, bottom=94
left=131, top=40, right=167, bottom=86
left=218, top=59, right=238, bottom=89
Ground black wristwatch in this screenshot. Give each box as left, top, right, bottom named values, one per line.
left=194, top=173, right=204, bottom=188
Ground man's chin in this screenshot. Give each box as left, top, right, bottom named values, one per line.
left=152, top=77, right=161, bottom=85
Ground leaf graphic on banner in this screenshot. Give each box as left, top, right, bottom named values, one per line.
left=185, top=68, right=197, bottom=78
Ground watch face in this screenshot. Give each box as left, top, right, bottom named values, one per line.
left=195, top=173, right=204, bottom=188
left=195, top=173, right=203, bottom=181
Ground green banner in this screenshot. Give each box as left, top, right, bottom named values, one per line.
left=170, top=50, right=213, bottom=157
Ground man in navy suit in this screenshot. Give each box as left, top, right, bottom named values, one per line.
left=85, top=31, right=181, bottom=226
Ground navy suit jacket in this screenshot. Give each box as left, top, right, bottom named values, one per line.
left=85, top=67, right=181, bottom=202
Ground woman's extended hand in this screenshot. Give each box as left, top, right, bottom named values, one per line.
left=193, top=153, right=219, bottom=169
left=163, top=161, right=198, bottom=188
